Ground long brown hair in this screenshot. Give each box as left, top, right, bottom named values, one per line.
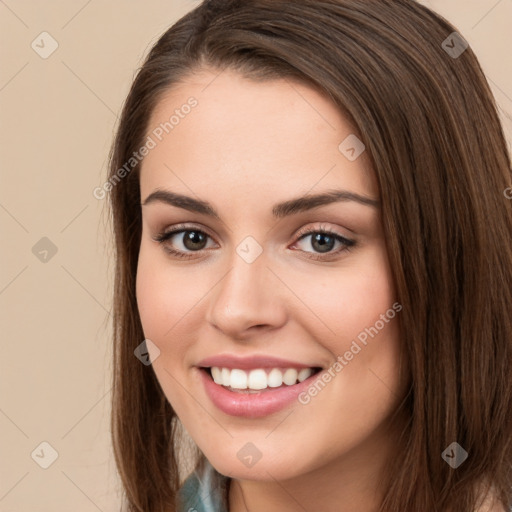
left=107, top=1, right=512, bottom=510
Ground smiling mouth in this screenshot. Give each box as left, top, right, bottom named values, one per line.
left=201, top=366, right=323, bottom=393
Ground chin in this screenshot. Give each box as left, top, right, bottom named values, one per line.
left=203, top=442, right=319, bottom=483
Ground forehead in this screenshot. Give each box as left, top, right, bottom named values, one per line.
left=139, top=68, right=378, bottom=209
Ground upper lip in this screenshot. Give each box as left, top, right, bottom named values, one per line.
left=197, top=354, right=321, bottom=370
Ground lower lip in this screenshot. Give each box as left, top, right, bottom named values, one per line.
left=198, top=368, right=319, bottom=418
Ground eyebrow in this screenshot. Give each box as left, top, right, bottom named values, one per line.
left=141, top=188, right=380, bottom=219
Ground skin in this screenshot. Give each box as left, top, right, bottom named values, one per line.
left=136, top=68, right=411, bottom=511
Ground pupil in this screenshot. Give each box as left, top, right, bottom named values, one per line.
left=184, top=231, right=206, bottom=250
left=312, top=233, right=334, bottom=253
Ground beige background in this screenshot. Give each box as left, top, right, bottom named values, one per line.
left=1, top=1, right=511, bottom=510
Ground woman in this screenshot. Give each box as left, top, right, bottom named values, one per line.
left=107, top=0, right=512, bottom=510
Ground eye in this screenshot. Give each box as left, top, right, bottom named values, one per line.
left=153, top=222, right=356, bottom=261
left=152, top=224, right=216, bottom=259
left=291, top=223, right=356, bottom=261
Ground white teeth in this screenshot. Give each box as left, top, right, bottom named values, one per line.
left=248, top=369, right=267, bottom=390
left=298, top=368, right=314, bottom=382
left=209, top=366, right=317, bottom=391
left=221, top=368, right=231, bottom=386
left=230, top=369, right=248, bottom=389
left=267, top=368, right=283, bottom=388
left=211, top=367, right=222, bottom=384
left=283, top=368, right=298, bottom=385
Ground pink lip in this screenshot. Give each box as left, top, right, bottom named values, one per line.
left=196, top=353, right=318, bottom=370
left=197, top=367, right=321, bottom=418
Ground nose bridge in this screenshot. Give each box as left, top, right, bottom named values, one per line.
left=206, top=237, right=285, bottom=336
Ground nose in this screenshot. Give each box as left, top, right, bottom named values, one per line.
left=205, top=248, right=287, bottom=340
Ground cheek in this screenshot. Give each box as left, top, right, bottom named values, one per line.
left=136, top=247, right=169, bottom=337
left=135, top=243, right=217, bottom=388
left=289, top=250, right=397, bottom=350
left=135, top=244, right=201, bottom=340
left=135, top=247, right=197, bottom=407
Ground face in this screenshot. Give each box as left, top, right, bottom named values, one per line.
left=136, top=68, right=409, bottom=485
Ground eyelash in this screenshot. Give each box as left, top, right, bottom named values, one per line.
left=152, top=223, right=356, bottom=261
